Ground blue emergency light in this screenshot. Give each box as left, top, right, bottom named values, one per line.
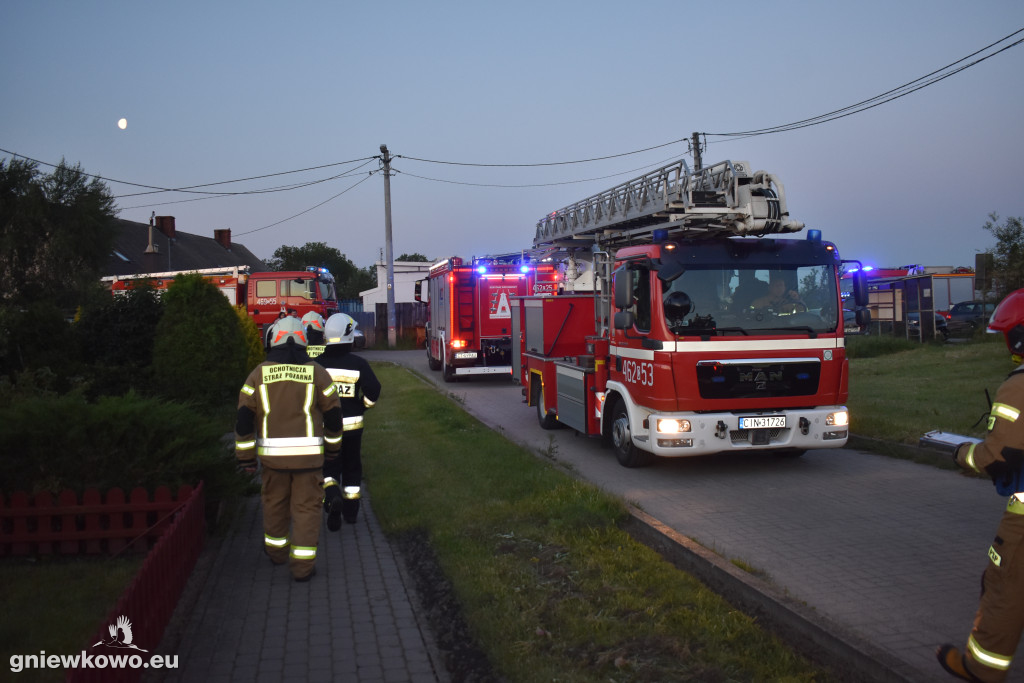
left=807, top=229, right=821, bottom=242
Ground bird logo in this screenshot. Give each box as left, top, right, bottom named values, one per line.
left=92, top=615, right=149, bottom=652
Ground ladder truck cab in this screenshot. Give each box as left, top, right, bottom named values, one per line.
left=415, top=255, right=560, bottom=382
left=516, top=158, right=870, bottom=467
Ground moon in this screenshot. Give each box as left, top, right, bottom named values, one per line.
left=117, top=118, right=127, bottom=130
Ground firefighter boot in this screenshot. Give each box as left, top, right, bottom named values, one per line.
left=936, top=645, right=984, bottom=682
left=342, top=486, right=361, bottom=524
left=323, top=479, right=343, bottom=532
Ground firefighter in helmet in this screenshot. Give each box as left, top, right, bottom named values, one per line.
left=315, top=313, right=381, bottom=531
left=938, top=289, right=1024, bottom=681
left=302, top=311, right=326, bottom=358
left=235, top=316, right=343, bottom=582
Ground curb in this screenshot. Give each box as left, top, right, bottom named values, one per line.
left=622, top=507, right=933, bottom=683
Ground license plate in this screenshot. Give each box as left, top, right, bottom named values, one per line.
left=454, top=352, right=478, bottom=360
left=739, top=415, right=786, bottom=429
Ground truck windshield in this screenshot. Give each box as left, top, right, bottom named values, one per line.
left=662, top=264, right=839, bottom=335
left=318, top=279, right=338, bottom=301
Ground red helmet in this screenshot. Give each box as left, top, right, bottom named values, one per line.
left=987, top=290, right=1024, bottom=358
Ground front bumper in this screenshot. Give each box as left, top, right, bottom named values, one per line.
left=635, top=406, right=849, bottom=457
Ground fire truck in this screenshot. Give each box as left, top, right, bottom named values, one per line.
left=106, top=265, right=340, bottom=347
left=514, top=158, right=870, bottom=467
left=415, top=256, right=560, bottom=382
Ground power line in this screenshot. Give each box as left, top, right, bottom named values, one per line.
left=233, top=171, right=377, bottom=236
left=0, top=146, right=377, bottom=197
left=394, top=152, right=688, bottom=188
left=396, top=136, right=691, bottom=168
left=706, top=27, right=1024, bottom=138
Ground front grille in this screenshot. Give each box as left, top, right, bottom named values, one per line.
left=697, top=361, right=820, bottom=399
left=730, top=428, right=788, bottom=445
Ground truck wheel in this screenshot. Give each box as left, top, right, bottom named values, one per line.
left=609, top=401, right=654, bottom=468
left=533, top=382, right=560, bottom=430
left=442, top=354, right=456, bottom=382
left=427, top=347, right=441, bottom=371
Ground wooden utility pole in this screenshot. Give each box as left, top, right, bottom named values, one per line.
left=692, top=131, right=702, bottom=172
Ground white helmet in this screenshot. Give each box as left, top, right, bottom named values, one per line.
left=269, top=316, right=308, bottom=347
left=325, top=313, right=358, bottom=345
left=301, top=311, right=325, bottom=333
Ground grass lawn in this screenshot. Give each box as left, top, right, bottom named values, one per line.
left=0, top=554, right=143, bottom=682
left=364, top=363, right=831, bottom=682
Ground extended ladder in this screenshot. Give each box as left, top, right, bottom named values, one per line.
left=534, top=158, right=804, bottom=250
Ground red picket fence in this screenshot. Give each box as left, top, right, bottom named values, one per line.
left=68, top=482, right=206, bottom=683
left=0, top=485, right=195, bottom=556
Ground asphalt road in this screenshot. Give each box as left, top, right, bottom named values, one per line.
left=362, top=349, right=1020, bottom=682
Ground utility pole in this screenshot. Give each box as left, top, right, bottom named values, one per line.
left=380, top=144, right=397, bottom=348
left=691, top=131, right=702, bottom=172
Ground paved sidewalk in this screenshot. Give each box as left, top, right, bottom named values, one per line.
left=162, top=491, right=446, bottom=683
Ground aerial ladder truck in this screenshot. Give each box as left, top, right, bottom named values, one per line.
left=513, top=157, right=870, bottom=467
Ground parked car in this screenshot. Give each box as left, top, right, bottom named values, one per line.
left=843, top=309, right=865, bottom=335
left=944, top=300, right=997, bottom=333
left=907, top=311, right=949, bottom=340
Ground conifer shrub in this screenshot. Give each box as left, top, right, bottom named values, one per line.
left=0, top=388, right=245, bottom=506
left=152, top=273, right=247, bottom=408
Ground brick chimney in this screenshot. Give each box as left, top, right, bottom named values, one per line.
left=155, top=216, right=176, bottom=239
left=214, top=229, right=232, bottom=250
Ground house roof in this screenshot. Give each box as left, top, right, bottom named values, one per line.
left=105, top=217, right=267, bottom=277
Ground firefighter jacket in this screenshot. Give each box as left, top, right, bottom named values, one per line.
left=956, top=366, right=1024, bottom=494
left=235, top=347, right=343, bottom=470
left=315, top=345, right=381, bottom=432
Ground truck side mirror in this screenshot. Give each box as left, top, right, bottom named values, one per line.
left=856, top=308, right=871, bottom=327
left=852, top=270, right=869, bottom=307
left=613, top=268, right=633, bottom=310
left=614, top=310, right=635, bottom=330
left=414, top=279, right=428, bottom=304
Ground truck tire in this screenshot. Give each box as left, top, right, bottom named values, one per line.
left=533, top=382, right=560, bottom=430
left=442, top=353, right=456, bottom=382
left=427, top=346, right=441, bottom=371
left=609, top=400, right=654, bottom=468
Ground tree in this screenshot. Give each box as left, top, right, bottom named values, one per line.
left=982, top=213, right=1024, bottom=297
left=265, top=241, right=374, bottom=299
left=397, top=253, right=430, bottom=262
left=152, top=272, right=247, bottom=408
left=0, top=157, right=118, bottom=309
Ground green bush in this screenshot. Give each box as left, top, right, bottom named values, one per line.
left=235, top=304, right=265, bottom=373
left=0, top=388, right=245, bottom=505
left=152, top=273, right=247, bottom=408
left=73, top=286, right=164, bottom=398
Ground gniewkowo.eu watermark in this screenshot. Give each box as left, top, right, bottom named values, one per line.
left=9, top=615, right=178, bottom=674
left=10, top=650, right=178, bottom=673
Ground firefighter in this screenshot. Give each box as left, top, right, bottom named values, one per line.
left=938, top=289, right=1024, bottom=682
left=235, top=316, right=343, bottom=582
left=302, top=311, right=326, bottom=358
left=316, top=313, right=381, bottom=531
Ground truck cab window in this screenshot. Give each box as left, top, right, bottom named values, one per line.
left=255, top=280, right=276, bottom=298
left=632, top=266, right=651, bottom=332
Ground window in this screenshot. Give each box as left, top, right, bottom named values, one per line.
left=631, top=266, right=651, bottom=332
left=255, top=280, right=277, bottom=298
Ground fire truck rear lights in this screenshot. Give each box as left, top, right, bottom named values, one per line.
left=450, top=339, right=467, bottom=349
left=656, top=418, right=692, bottom=434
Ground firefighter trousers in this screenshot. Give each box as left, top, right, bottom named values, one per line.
left=963, top=498, right=1024, bottom=682
left=261, top=466, right=323, bottom=580
left=324, top=428, right=363, bottom=522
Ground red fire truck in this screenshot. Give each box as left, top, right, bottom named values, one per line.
left=415, top=256, right=560, bottom=382
left=106, top=265, right=340, bottom=347
left=514, top=158, right=870, bottom=467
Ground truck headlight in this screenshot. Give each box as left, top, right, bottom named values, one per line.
left=826, top=411, right=849, bottom=427
left=656, top=418, right=692, bottom=434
